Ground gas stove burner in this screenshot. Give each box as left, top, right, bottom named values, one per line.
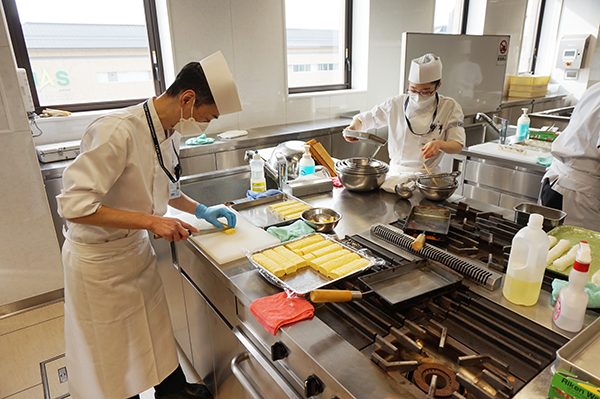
left=412, top=363, right=460, bottom=398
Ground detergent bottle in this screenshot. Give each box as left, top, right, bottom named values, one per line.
left=553, top=241, right=591, bottom=332
left=249, top=151, right=266, bottom=192
left=502, top=213, right=550, bottom=306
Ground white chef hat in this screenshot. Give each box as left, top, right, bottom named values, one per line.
left=408, top=53, right=443, bottom=84
left=200, top=51, right=242, bottom=115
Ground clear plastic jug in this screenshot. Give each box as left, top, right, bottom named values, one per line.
left=502, top=213, right=550, bottom=306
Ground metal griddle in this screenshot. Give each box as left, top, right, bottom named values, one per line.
left=358, top=259, right=463, bottom=310
left=403, top=205, right=451, bottom=241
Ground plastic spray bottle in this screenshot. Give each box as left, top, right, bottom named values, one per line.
left=502, top=213, right=550, bottom=306
left=250, top=151, right=266, bottom=192
left=553, top=241, right=591, bottom=332
left=298, top=144, right=315, bottom=176
left=516, top=108, right=530, bottom=142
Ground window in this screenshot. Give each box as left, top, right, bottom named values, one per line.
left=285, top=0, right=352, bottom=93
left=518, top=0, right=543, bottom=74
left=434, top=0, right=464, bottom=34
left=2, top=0, right=164, bottom=113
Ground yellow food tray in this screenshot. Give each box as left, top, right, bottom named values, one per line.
left=547, top=226, right=600, bottom=281
left=247, top=233, right=378, bottom=295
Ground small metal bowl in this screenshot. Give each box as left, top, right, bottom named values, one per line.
left=301, top=208, right=342, bottom=233
left=416, top=181, right=459, bottom=201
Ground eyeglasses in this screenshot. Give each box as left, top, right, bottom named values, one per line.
left=407, top=88, right=436, bottom=97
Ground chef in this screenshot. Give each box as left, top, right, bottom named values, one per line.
left=540, top=82, right=600, bottom=230
left=56, top=52, right=241, bottom=399
left=344, top=53, right=466, bottom=192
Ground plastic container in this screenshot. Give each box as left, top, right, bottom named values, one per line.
left=250, top=151, right=266, bottom=192
left=516, top=108, right=530, bottom=142
left=298, top=144, right=315, bottom=176
left=502, top=213, right=550, bottom=306
left=553, top=241, right=591, bottom=332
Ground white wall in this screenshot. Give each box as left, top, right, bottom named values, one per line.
left=538, top=0, right=600, bottom=101
left=0, top=5, right=64, bottom=307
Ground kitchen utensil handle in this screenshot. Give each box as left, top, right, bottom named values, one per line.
left=412, top=233, right=426, bottom=251
left=423, top=163, right=439, bottom=186
left=310, top=289, right=361, bottom=303
left=154, top=229, right=193, bottom=240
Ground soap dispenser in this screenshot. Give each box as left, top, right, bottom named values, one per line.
left=516, top=108, right=530, bottom=142
left=298, top=144, right=315, bottom=176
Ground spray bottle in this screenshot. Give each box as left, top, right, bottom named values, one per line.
left=502, top=213, right=550, bottom=306
left=553, top=241, right=591, bottom=332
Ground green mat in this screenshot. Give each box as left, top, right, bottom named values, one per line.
left=547, top=225, right=600, bottom=282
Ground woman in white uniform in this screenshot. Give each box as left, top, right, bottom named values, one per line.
left=56, top=52, right=241, bottom=399
left=345, top=54, right=466, bottom=192
left=540, top=82, right=600, bottom=230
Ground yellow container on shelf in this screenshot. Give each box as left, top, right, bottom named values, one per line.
left=509, top=74, right=550, bottom=86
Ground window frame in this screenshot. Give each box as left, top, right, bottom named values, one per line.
left=2, top=0, right=165, bottom=114
left=287, top=0, right=353, bottom=94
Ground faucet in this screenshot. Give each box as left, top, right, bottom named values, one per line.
left=475, top=113, right=508, bottom=144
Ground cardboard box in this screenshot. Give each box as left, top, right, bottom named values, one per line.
left=549, top=369, right=600, bottom=399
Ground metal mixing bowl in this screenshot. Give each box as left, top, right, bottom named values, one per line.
left=336, top=171, right=387, bottom=191
left=301, top=208, right=342, bottom=233
left=335, top=158, right=389, bottom=191
left=416, top=180, right=459, bottom=201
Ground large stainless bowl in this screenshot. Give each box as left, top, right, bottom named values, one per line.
left=416, top=180, right=458, bottom=201
left=335, top=158, right=389, bottom=191
left=301, top=207, right=341, bottom=233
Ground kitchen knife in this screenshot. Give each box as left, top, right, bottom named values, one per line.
left=154, top=227, right=228, bottom=240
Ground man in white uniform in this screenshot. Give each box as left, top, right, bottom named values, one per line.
left=345, top=53, right=465, bottom=192
left=540, top=82, right=600, bottom=230
left=56, top=52, right=241, bottom=399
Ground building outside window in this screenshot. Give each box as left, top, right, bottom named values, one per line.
left=3, top=0, right=163, bottom=112
left=285, top=0, right=351, bottom=93
left=434, top=0, right=463, bottom=34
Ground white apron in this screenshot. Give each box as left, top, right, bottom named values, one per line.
left=62, top=229, right=178, bottom=399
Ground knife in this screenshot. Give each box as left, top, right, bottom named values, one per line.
left=153, top=227, right=228, bottom=240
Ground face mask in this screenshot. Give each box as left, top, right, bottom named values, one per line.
left=409, top=92, right=436, bottom=106
left=173, top=99, right=209, bottom=135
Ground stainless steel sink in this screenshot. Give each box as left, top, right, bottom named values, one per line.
left=529, top=106, right=573, bottom=130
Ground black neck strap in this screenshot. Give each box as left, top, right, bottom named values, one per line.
left=143, top=101, right=180, bottom=183
left=404, top=92, right=439, bottom=136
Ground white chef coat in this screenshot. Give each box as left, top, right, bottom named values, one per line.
left=56, top=98, right=180, bottom=398
left=542, top=82, right=600, bottom=230
left=355, top=93, right=466, bottom=172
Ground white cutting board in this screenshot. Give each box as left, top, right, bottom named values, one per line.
left=171, top=206, right=280, bottom=264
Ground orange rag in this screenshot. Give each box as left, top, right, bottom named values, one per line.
left=249, top=292, right=314, bottom=335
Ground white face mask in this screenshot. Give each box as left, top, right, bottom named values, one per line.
left=173, top=99, right=209, bottom=135
left=409, top=92, right=437, bottom=106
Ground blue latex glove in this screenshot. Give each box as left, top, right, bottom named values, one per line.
left=246, top=189, right=283, bottom=200
left=195, top=204, right=236, bottom=228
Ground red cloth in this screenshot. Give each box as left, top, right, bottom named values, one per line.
left=330, top=176, right=343, bottom=187
left=249, top=292, right=314, bottom=335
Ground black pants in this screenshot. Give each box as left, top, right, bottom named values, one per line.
left=128, top=365, right=187, bottom=399
left=540, top=178, right=563, bottom=210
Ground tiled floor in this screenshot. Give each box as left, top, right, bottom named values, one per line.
left=0, top=301, right=155, bottom=399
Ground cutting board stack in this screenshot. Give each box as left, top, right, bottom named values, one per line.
left=305, top=139, right=337, bottom=177
left=508, top=74, right=550, bottom=98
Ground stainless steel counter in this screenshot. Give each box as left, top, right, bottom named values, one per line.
left=176, top=181, right=598, bottom=398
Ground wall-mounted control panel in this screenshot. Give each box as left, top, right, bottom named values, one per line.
left=556, top=34, right=590, bottom=70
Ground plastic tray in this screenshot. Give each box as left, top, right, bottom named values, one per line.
left=247, top=233, right=378, bottom=295
left=230, top=193, right=312, bottom=229
left=555, top=315, right=600, bottom=386
left=547, top=226, right=600, bottom=281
